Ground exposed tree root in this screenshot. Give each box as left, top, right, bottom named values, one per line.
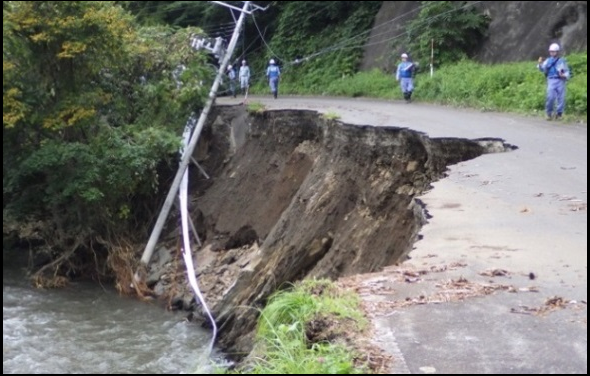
left=106, top=239, right=153, bottom=300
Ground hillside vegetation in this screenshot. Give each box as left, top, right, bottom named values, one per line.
left=3, top=1, right=586, bottom=287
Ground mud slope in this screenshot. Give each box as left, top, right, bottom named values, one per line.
left=147, top=105, right=512, bottom=355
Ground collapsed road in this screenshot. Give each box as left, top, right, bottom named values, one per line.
left=148, top=95, right=586, bottom=373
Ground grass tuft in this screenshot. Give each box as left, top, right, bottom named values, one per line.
left=246, top=101, right=266, bottom=114
left=227, top=279, right=368, bottom=374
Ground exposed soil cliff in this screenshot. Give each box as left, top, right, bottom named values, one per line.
left=144, top=105, right=514, bottom=355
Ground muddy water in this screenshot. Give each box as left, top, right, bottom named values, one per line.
left=3, top=253, right=214, bottom=374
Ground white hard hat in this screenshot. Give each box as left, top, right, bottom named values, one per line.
left=269, top=59, right=276, bottom=64
left=401, top=53, right=409, bottom=58
left=549, top=43, right=560, bottom=52
left=242, top=59, right=247, bottom=64
left=227, top=65, right=232, bottom=69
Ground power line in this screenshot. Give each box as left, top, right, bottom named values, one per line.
left=210, top=1, right=487, bottom=93
left=251, top=12, right=284, bottom=61
left=202, top=24, right=237, bottom=34
left=341, top=1, right=485, bottom=51
left=310, top=2, right=432, bottom=56
left=245, top=2, right=430, bottom=68
left=127, top=2, right=241, bottom=31
left=282, top=1, right=484, bottom=66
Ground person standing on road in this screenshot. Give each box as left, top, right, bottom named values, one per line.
left=538, top=43, right=570, bottom=121
left=227, top=64, right=237, bottom=98
left=396, top=53, right=415, bottom=103
left=266, top=59, right=281, bottom=99
left=239, top=59, right=251, bottom=95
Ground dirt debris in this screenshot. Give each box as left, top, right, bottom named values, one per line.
left=298, top=288, right=394, bottom=374
left=510, top=296, right=577, bottom=316
left=352, top=277, right=545, bottom=318
left=338, top=259, right=560, bottom=321
left=304, top=314, right=393, bottom=374
left=479, top=268, right=510, bottom=277
left=508, top=286, right=540, bottom=293
left=569, top=202, right=587, bottom=212
left=351, top=335, right=395, bottom=374
left=339, top=262, right=521, bottom=318
left=311, top=316, right=395, bottom=374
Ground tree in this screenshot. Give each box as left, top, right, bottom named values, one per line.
left=405, top=1, right=490, bottom=67
left=3, top=1, right=209, bottom=284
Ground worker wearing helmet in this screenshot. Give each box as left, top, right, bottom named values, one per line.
left=239, top=59, right=251, bottom=94
left=396, top=53, right=415, bottom=103
left=266, top=59, right=281, bottom=99
left=538, top=43, right=570, bottom=120
left=227, top=64, right=237, bottom=98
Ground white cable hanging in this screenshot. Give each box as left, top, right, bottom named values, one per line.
left=179, top=118, right=217, bottom=355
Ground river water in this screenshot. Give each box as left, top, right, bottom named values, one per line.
left=3, top=252, right=214, bottom=374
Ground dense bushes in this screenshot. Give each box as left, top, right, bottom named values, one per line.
left=3, top=2, right=210, bottom=280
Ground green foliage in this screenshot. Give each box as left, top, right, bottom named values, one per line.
left=325, top=69, right=397, bottom=98
left=416, top=54, right=587, bottom=117
left=3, top=1, right=135, bottom=130
left=8, top=125, right=180, bottom=227
left=563, top=53, right=588, bottom=115
left=124, top=1, right=268, bottom=28
left=257, top=280, right=366, bottom=339
left=230, top=280, right=366, bottom=374
left=3, top=2, right=210, bottom=274
left=125, top=1, right=381, bottom=98
left=245, top=337, right=361, bottom=375
left=4, top=0, right=586, bottom=281
left=290, top=53, right=587, bottom=120
left=250, top=2, right=381, bottom=94
left=246, top=101, right=267, bottom=114
left=322, top=111, right=341, bottom=121
left=404, top=1, right=490, bottom=67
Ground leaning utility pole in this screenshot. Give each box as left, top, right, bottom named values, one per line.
left=139, top=1, right=254, bottom=269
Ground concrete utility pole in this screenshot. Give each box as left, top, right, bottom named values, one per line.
left=140, top=1, right=253, bottom=268
left=430, top=39, right=435, bottom=77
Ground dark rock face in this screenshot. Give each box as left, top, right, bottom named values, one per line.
left=360, top=1, right=422, bottom=73
left=224, top=226, right=258, bottom=250
left=475, top=1, right=587, bottom=63
left=361, top=1, right=587, bottom=72
left=154, top=106, right=511, bottom=357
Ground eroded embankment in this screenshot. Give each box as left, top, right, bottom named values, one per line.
left=145, top=105, right=513, bottom=355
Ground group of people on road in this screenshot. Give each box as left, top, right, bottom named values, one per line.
left=225, top=41, right=571, bottom=119
left=394, top=41, right=571, bottom=119
left=226, top=59, right=252, bottom=98
left=226, top=58, right=281, bottom=99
